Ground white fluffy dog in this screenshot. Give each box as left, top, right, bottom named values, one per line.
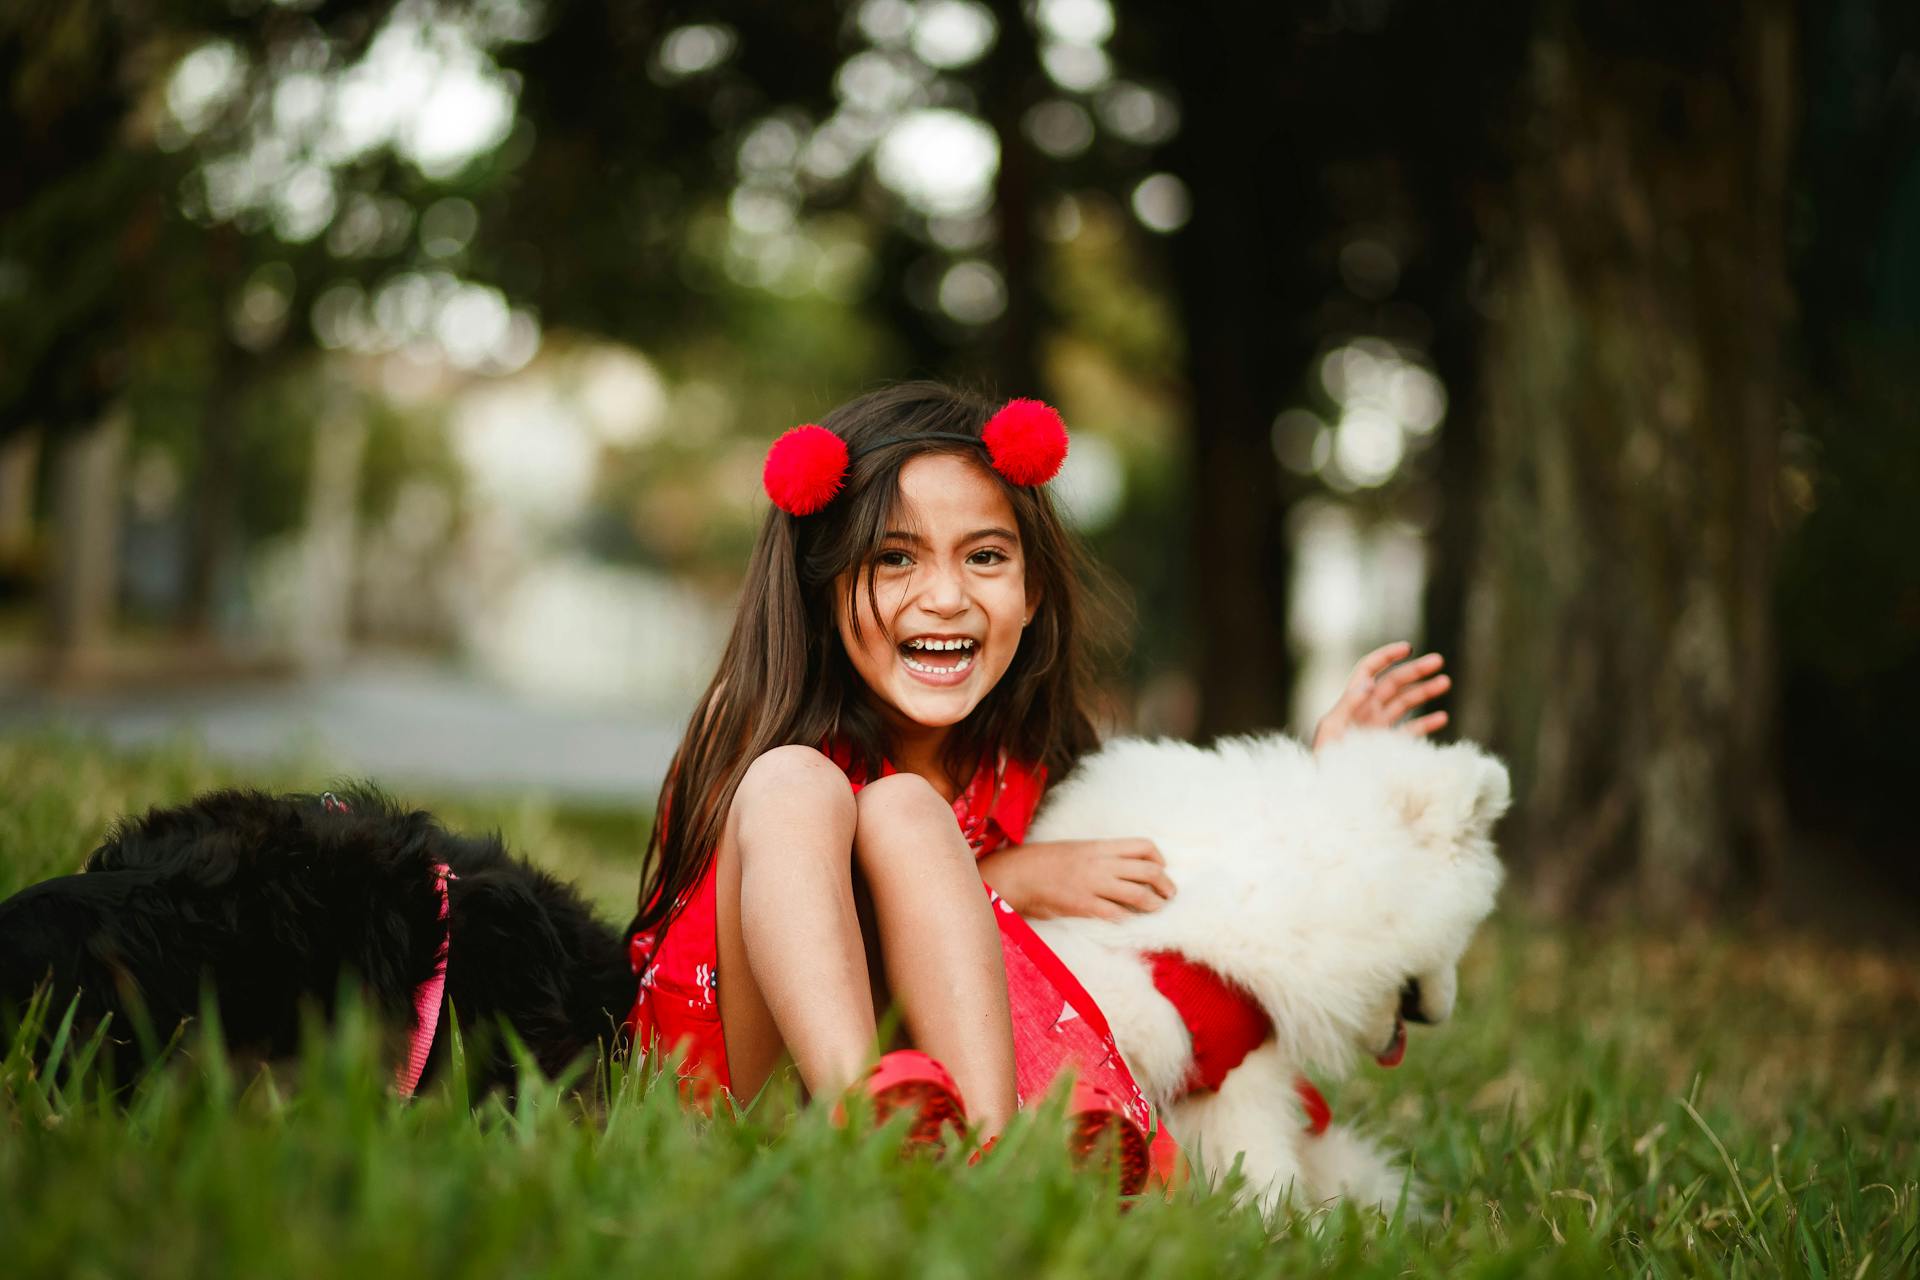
left=1026, top=729, right=1510, bottom=1213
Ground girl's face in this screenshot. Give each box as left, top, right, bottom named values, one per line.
left=834, top=452, right=1035, bottom=739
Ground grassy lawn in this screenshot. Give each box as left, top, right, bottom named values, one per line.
left=2, top=733, right=1916, bottom=1278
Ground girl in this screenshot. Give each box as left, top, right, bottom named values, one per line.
left=623, top=382, right=1449, bottom=1175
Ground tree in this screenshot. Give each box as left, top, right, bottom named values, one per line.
left=1458, top=3, right=1795, bottom=912
left=1775, top=0, right=1920, bottom=895
left=4, top=3, right=181, bottom=673
left=1, top=0, right=410, bottom=666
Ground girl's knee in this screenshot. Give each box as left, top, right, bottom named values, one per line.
left=739, top=743, right=847, bottom=799
left=735, top=745, right=856, bottom=834
left=854, top=775, right=970, bottom=865
left=854, top=772, right=949, bottom=826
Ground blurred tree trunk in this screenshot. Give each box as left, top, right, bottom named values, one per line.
left=1159, top=2, right=1306, bottom=738
left=0, top=431, right=37, bottom=569
left=181, top=225, right=248, bottom=642
left=1397, top=7, right=1531, bottom=681
left=44, top=409, right=128, bottom=683
left=181, top=345, right=244, bottom=640
left=1461, top=5, right=1795, bottom=914
left=982, top=0, right=1044, bottom=399
left=294, top=385, right=367, bottom=673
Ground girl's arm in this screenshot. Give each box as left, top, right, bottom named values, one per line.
left=978, top=839, right=1175, bottom=920
left=1312, top=641, right=1451, bottom=750
left=985, top=642, right=1449, bottom=920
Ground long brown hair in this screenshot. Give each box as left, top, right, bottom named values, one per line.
left=631, top=380, right=1117, bottom=932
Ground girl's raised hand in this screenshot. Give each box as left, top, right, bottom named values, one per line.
left=1311, top=641, right=1451, bottom=751
left=977, top=839, right=1176, bottom=921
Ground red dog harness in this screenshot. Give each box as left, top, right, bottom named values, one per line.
left=1146, top=951, right=1331, bottom=1136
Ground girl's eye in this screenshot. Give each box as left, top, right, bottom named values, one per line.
left=875, top=547, right=1008, bottom=568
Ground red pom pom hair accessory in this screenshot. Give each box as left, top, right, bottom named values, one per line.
left=979, top=398, right=1069, bottom=485
left=762, top=424, right=850, bottom=517
left=761, top=398, right=1070, bottom=516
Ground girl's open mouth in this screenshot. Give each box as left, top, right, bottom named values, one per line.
left=898, top=635, right=977, bottom=683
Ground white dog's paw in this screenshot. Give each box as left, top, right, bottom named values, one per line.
left=1167, top=1047, right=1311, bottom=1212
left=1295, top=1122, right=1424, bottom=1219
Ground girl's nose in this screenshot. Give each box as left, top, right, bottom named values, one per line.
left=920, top=562, right=968, bottom=614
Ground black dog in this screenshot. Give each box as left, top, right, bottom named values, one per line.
left=0, top=787, right=636, bottom=1094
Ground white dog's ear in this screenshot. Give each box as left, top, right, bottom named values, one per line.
left=1468, top=751, right=1512, bottom=835
left=1390, top=743, right=1511, bottom=855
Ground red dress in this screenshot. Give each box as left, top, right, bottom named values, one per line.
left=623, top=746, right=1159, bottom=1141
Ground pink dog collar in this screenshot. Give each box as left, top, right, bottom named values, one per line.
left=316, top=793, right=453, bottom=1098
left=395, top=864, right=454, bottom=1098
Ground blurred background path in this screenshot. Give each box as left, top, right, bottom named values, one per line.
left=0, top=654, right=681, bottom=801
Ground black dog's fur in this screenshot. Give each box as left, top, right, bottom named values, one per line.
left=0, top=787, right=635, bottom=1093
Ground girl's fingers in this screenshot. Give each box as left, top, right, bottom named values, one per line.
left=1371, top=652, right=1445, bottom=701
left=1358, top=641, right=1413, bottom=675
left=1383, top=673, right=1451, bottom=720
left=1102, top=882, right=1166, bottom=914
left=1401, top=710, right=1449, bottom=737
left=1115, top=862, right=1177, bottom=899
left=1349, top=642, right=1412, bottom=693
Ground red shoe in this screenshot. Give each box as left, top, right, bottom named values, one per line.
left=1064, top=1080, right=1150, bottom=1197
left=1144, top=1121, right=1189, bottom=1198
left=862, top=1049, right=969, bottom=1149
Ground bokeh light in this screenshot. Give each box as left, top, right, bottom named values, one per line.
left=1130, top=172, right=1191, bottom=232
left=1025, top=100, right=1096, bottom=158
left=911, top=0, right=998, bottom=69
left=874, top=109, right=1000, bottom=216
left=656, top=24, right=737, bottom=79
left=937, top=260, right=1008, bottom=324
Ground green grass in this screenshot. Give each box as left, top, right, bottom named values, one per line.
left=2, top=732, right=1917, bottom=1278
left=0, top=730, right=650, bottom=917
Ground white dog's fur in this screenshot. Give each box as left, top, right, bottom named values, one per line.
left=1025, top=729, right=1510, bottom=1214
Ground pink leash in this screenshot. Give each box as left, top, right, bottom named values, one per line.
left=395, top=863, right=454, bottom=1097
left=320, top=794, right=454, bottom=1099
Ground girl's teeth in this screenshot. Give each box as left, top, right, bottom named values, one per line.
left=902, top=652, right=975, bottom=676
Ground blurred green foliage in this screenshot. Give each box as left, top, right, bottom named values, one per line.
left=3, top=0, right=1918, bottom=898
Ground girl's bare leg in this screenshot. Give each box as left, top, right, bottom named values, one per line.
left=853, top=773, right=1017, bottom=1137
left=714, top=745, right=872, bottom=1101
